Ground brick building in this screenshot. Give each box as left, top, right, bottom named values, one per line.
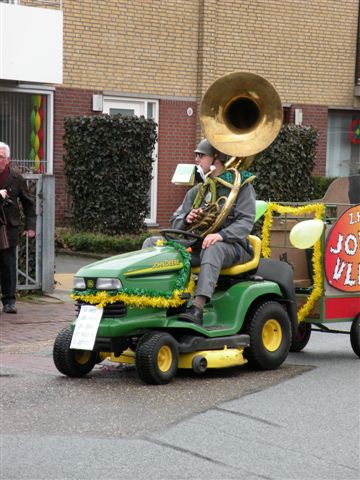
left=1, top=0, right=359, bottom=228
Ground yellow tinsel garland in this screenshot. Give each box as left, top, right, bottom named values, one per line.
left=261, top=203, right=326, bottom=322
left=71, top=275, right=196, bottom=309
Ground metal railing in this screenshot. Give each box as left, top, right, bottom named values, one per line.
left=16, top=174, right=55, bottom=293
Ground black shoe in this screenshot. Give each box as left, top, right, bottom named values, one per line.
left=178, top=305, right=203, bottom=326
left=3, top=303, right=17, bottom=314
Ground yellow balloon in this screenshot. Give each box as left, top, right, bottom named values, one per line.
left=34, top=154, right=40, bottom=171
left=35, top=111, right=41, bottom=132
left=34, top=134, right=40, bottom=152
left=290, top=219, right=324, bottom=249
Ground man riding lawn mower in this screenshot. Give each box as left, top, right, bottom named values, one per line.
left=53, top=72, right=300, bottom=385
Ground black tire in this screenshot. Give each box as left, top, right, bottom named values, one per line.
left=53, top=326, right=97, bottom=377
left=290, top=322, right=312, bottom=352
left=136, top=331, right=179, bottom=385
left=245, top=301, right=291, bottom=370
left=192, top=355, right=208, bottom=374
left=350, top=315, right=360, bottom=358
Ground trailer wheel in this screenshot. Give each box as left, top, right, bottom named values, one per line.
left=245, top=301, right=291, bottom=370
left=136, top=331, right=179, bottom=384
left=53, top=326, right=97, bottom=377
left=350, top=315, right=360, bottom=358
left=290, top=322, right=312, bottom=352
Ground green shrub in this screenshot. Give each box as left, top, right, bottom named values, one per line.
left=251, top=124, right=318, bottom=202
left=310, top=176, right=337, bottom=199
left=56, top=228, right=152, bottom=254
left=63, top=114, right=157, bottom=235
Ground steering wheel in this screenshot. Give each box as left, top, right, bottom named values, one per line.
left=160, top=229, right=203, bottom=247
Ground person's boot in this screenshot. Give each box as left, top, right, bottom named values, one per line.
left=3, top=300, right=17, bottom=314
left=178, top=305, right=203, bottom=326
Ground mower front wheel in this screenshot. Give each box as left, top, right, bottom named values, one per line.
left=53, top=326, right=97, bottom=377
left=136, top=331, right=179, bottom=385
left=245, top=301, right=291, bottom=370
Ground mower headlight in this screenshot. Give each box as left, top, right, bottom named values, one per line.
left=96, top=278, right=122, bottom=290
left=73, top=277, right=86, bottom=290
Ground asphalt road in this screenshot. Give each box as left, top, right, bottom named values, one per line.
left=1, top=324, right=359, bottom=480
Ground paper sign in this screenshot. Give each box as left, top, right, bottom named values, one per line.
left=70, top=305, right=103, bottom=351
left=171, top=164, right=196, bottom=185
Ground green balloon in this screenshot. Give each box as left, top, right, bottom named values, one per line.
left=30, top=110, right=36, bottom=129
left=255, top=200, right=268, bottom=222
left=29, top=130, right=35, bottom=146
left=29, top=148, right=35, bottom=161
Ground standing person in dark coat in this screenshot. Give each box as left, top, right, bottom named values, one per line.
left=0, top=142, right=36, bottom=314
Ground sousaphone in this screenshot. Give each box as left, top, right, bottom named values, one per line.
left=187, top=71, right=283, bottom=237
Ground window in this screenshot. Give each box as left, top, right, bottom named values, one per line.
left=327, top=111, right=360, bottom=177
left=103, top=97, right=158, bottom=224
left=0, top=88, right=53, bottom=173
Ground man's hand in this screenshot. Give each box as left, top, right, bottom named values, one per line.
left=202, top=233, right=223, bottom=249
left=23, top=230, right=36, bottom=238
left=186, top=208, right=202, bottom=224
left=0, top=189, right=7, bottom=200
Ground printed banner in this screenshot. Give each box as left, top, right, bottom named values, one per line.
left=325, top=205, right=360, bottom=292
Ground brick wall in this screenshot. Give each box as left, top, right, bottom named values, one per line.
left=53, top=87, right=100, bottom=221
left=62, top=0, right=199, bottom=97
left=196, top=0, right=359, bottom=107
left=61, top=0, right=359, bottom=108
left=157, top=99, right=197, bottom=227
left=288, top=105, right=328, bottom=176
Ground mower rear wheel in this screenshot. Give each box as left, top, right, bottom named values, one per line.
left=350, top=315, right=360, bottom=358
left=290, top=322, right=312, bottom=352
left=136, top=331, right=179, bottom=385
left=53, top=326, right=97, bottom=377
left=245, top=301, right=291, bottom=370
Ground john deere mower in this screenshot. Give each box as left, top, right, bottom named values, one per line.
left=53, top=228, right=298, bottom=384
left=53, top=71, right=298, bottom=384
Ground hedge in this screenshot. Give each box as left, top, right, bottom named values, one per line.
left=56, top=228, right=153, bottom=255
left=63, top=114, right=157, bottom=235
left=251, top=124, right=318, bottom=202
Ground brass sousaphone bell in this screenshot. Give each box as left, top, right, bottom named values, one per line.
left=200, top=71, right=283, bottom=158
left=188, top=71, right=283, bottom=237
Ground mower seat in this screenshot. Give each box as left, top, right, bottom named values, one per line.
left=191, top=235, right=261, bottom=277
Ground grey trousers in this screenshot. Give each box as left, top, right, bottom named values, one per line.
left=194, top=242, right=251, bottom=299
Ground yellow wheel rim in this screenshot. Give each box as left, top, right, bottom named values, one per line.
left=262, top=319, right=282, bottom=352
left=74, top=350, right=91, bottom=365
left=157, top=345, right=173, bottom=372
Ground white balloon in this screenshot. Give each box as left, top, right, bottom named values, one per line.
left=289, top=219, right=325, bottom=249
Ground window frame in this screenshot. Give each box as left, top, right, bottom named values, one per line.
left=0, top=84, right=54, bottom=174
left=102, top=96, right=159, bottom=225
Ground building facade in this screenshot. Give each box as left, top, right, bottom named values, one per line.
left=1, top=0, right=359, bottom=228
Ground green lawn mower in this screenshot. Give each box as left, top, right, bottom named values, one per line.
left=53, top=229, right=298, bottom=384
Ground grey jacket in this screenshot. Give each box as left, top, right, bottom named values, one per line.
left=171, top=181, right=256, bottom=243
